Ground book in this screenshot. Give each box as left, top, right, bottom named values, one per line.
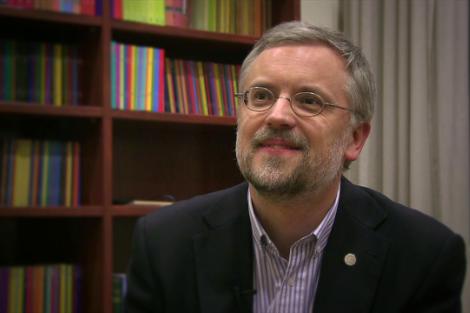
left=0, top=138, right=81, bottom=207
left=130, top=199, right=174, bottom=206
left=112, top=273, right=127, bottom=313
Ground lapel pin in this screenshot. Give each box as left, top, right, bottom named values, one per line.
left=344, top=253, right=357, bottom=266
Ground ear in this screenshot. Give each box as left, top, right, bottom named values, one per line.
left=344, top=122, right=371, bottom=162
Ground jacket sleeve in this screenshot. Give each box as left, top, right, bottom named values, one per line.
left=125, top=217, right=162, bottom=313
left=407, top=233, right=467, bottom=313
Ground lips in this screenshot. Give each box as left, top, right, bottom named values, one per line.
left=259, top=138, right=301, bottom=151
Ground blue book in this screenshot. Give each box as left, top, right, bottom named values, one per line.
left=47, top=141, right=63, bottom=206
left=136, top=46, right=144, bottom=111
left=111, top=42, right=117, bottom=109
left=95, top=0, right=103, bottom=16
left=152, top=48, right=161, bottom=112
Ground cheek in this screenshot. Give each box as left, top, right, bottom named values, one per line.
left=237, top=111, right=262, bottom=142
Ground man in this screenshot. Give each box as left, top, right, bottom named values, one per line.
left=125, top=21, right=466, bottom=313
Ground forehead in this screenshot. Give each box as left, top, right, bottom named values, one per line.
left=243, top=43, right=348, bottom=89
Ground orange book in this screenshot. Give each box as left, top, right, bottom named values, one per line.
left=33, top=266, right=45, bottom=313
left=12, top=139, right=32, bottom=207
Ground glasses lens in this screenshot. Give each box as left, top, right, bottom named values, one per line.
left=293, top=92, right=324, bottom=116
left=247, top=87, right=274, bottom=111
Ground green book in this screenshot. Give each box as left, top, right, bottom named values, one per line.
left=146, top=0, right=165, bottom=25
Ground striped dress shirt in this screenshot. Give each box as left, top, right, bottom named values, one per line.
left=248, top=187, right=339, bottom=313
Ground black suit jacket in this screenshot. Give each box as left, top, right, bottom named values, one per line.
left=125, top=178, right=466, bottom=313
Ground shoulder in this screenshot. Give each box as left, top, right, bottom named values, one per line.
left=340, top=177, right=462, bottom=249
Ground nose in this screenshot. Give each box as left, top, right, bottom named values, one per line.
left=265, top=96, right=296, bottom=129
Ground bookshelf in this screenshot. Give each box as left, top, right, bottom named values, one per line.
left=0, top=1, right=300, bottom=312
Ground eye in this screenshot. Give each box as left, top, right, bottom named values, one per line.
left=250, top=87, right=273, bottom=105
left=295, top=92, right=323, bottom=106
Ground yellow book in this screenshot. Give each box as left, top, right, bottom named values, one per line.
left=17, top=268, right=24, bottom=313
left=196, top=62, right=208, bottom=115
left=53, top=44, right=63, bottom=107
left=213, top=63, right=224, bottom=116
left=13, top=139, right=32, bottom=207
left=40, top=142, right=50, bottom=207
left=146, top=47, right=154, bottom=111
left=231, top=64, right=239, bottom=114
left=64, top=142, right=73, bottom=207
left=8, top=267, right=17, bottom=313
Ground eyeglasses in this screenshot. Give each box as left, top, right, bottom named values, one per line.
left=234, top=86, right=353, bottom=117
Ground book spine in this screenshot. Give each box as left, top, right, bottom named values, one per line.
left=158, top=49, right=165, bottom=113
left=164, top=58, right=175, bottom=113
left=12, top=139, right=32, bottom=207
left=72, top=142, right=80, bottom=206
left=145, top=46, right=153, bottom=112
left=137, top=45, right=145, bottom=111
left=118, top=44, right=127, bottom=110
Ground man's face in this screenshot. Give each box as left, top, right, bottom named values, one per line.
left=236, top=44, right=360, bottom=199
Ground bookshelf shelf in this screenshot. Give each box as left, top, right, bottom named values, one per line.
left=0, top=6, right=102, bottom=26
left=0, top=1, right=300, bottom=312
left=0, top=206, right=103, bottom=217
left=0, top=101, right=103, bottom=118
left=111, top=205, right=162, bottom=217
left=111, top=110, right=236, bottom=126
left=111, top=19, right=257, bottom=45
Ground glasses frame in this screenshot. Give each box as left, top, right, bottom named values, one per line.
left=234, top=86, right=353, bottom=117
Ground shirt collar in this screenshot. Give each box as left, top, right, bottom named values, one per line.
left=247, top=185, right=340, bottom=253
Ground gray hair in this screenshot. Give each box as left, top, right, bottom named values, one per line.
left=239, top=21, right=376, bottom=124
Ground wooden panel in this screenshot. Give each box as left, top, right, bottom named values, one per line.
left=112, top=119, right=243, bottom=203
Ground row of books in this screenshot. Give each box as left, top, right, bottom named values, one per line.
left=165, top=58, right=239, bottom=116
left=110, top=42, right=240, bottom=116
left=0, top=0, right=101, bottom=15
left=111, top=0, right=270, bottom=36
left=112, top=0, right=166, bottom=26
left=0, top=264, right=82, bottom=313
left=112, top=273, right=127, bottom=313
left=0, top=40, right=83, bottom=106
left=0, top=138, right=81, bottom=207
left=190, top=0, right=271, bottom=36
left=110, top=42, right=165, bottom=112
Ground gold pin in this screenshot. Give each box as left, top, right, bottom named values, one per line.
left=344, top=253, right=357, bottom=266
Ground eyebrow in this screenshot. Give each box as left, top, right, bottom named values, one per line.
left=246, top=81, right=338, bottom=104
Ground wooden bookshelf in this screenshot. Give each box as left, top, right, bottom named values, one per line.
left=0, top=1, right=300, bottom=312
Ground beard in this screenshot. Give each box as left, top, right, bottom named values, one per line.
left=235, top=126, right=350, bottom=201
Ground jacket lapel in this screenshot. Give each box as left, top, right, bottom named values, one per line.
left=193, top=183, right=254, bottom=313
left=314, top=178, right=390, bottom=313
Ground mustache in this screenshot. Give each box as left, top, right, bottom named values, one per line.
left=251, top=128, right=309, bottom=150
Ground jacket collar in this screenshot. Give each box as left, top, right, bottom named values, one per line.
left=313, top=177, right=390, bottom=313
left=193, top=183, right=254, bottom=313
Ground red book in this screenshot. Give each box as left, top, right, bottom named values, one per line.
left=113, top=0, right=122, bottom=19
left=80, top=0, right=95, bottom=16
left=157, top=49, right=165, bottom=112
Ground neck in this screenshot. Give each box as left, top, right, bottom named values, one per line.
left=250, top=176, right=341, bottom=259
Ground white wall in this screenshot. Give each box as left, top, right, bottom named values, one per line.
left=300, top=0, right=340, bottom=30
